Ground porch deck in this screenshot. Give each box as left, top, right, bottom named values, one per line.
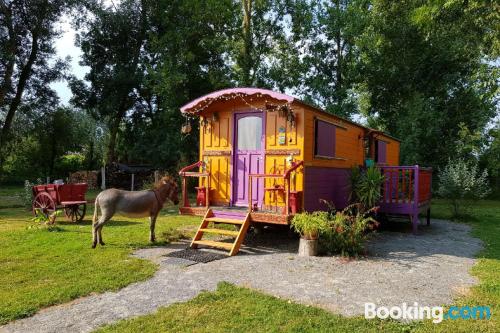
left=378, top=165, right=432, bottom=233
left=179, top=206, right=292, bottom=225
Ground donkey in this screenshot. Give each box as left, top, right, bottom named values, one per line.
left=92, top=176, right=179, bottom=248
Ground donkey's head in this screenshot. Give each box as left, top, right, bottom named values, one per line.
left=156, top=176, right=179, bottom=205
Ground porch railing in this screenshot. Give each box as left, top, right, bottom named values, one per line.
left=248, top=160, right=304, bottom=215
left=378, top=165, right=432, bottom=234
left=378, top=165, right=432, bottom=205
left=178, top=161, right=210, bottom=208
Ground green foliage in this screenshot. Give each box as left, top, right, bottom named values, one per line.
left=1, top=108, right=104, bottom=182
left=21, top=178, right=43, bottom=209
left=0, top=0, right=76, bottom=159
left=54, top=153, right=86, bottom=177
left=348, top=166, right=361, bottom=203
left=1, top=0, right=498, bottom=193
left=320, top=204, right=379, bottom=257
left=480, top=121, right=500, bottom=197
left=291, top=211, right=329, bottom=239
left=30, top=209, right=62, bottom=230
left=350, top=166, right=385, bottom=210
left=357, top=0, right=498, bottom=172
left=438, top=159, right=490, bottom=217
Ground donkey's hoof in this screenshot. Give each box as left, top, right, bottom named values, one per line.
left=92, top=243, right=97, bottom=249
left=99, top=242, right=105, bottom=246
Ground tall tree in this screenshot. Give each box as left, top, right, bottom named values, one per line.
left=117, top=0, right=237, bottom=169
left=268, top=0, right=368, bottom=117
left=357, top=0, right=498, bottom=169
left=71, top=0, right=148, bottom=163
left=0, top=0, right=72, bottom=164
left=233, top=0, right=289, bottom=87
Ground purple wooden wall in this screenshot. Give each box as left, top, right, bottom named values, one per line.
left=303, top=167, right=351, bottom=212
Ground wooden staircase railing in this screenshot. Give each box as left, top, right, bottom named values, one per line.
left=179, top=161, right=210, bottom=208
left=190, top=208, right=251, bottom=256
left=248, top=160, right=304, bottom=215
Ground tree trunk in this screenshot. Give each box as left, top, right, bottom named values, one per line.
left=0, top=31, right=39, bottom=148
left=241, top=0, right=253, bottom=86
left=335, top=0, right=342, bottom=103
left=105, top=0, right=147, bottom=164
left=106, top=108, right=125, bottom=164
left=0, top=5, right=16, bottom=108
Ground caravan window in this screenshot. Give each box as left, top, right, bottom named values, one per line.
left=375, top=140, right=387, bottom=164
left=314, top=119, right=336, bottom=158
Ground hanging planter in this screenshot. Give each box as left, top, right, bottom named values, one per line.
left=266, top=103, right=296, bottom=128
left=181, top=117, right=192, bottom=134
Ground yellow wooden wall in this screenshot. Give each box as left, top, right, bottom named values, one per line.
left=302, top=107, right=366, bottom=168
left=199, top=109, right=232, bottom=205
left=196, top=98, right=400, bottom=207
left=263, top=106, right=305, bottom=206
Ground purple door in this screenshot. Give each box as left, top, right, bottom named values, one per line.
left=233, top=113, right=265, bottom=206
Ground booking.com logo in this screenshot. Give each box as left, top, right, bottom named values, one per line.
left=365, top=302, right=492, bottom=324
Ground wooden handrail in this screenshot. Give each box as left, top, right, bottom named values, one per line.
left=248, top=160, right=304, bottom=180
left=284, top=160, right=304, bottom=179
left=179, top=161, right=204, bottom=175
left=378, top=165, right=432, bottom=205
left=248, top=160, right=304, bottom=215
left=179, top=161, right=210, bottom=208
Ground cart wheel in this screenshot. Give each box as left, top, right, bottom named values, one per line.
left=64, top=204, right=86, bottom=223
left=33, top=192, right=56, bottom=223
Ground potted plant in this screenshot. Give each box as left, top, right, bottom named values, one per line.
left=291, top=211, right=328, bottom=256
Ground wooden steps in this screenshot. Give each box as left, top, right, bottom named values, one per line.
left=190, top=208, right=251, bottom=256
left=199, top=228, right=240, bottom=236
left=204, top=217, right=244, bottom=225
left=192, top=240, right=233, bottom=250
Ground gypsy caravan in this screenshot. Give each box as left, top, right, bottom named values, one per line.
left=179, top=88, right=431, bottom=255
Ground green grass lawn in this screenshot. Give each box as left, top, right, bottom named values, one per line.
left=0, top=187, right=201, bottom=325
left=0, top=184, right=498, bottom=332
left=97, top=282, right=415, bottom=333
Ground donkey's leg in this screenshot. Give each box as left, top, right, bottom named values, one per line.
left=149, top=214, right=158, bottom=243
left=92, top=224, right=98, bottom=248
left=93, top=214, right=112, bottom=248
left=98, top=225, right=105, bottom=246
left=92, top=198, right=100, bottom=248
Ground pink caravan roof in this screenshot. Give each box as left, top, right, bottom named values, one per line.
left=180, top=87, right=295, bottom=114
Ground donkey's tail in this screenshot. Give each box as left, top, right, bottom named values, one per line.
left=93, top=197, right=99, bottom=225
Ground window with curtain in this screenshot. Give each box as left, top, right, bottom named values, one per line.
left=314, top=119, right=336, bottom=158
left=237, top=116, right=262, bottom=150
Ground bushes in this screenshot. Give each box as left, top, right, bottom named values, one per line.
left=292, top=205, right=379, bottom=257
left=289, top=166, right=384, bottom=257
left=291, top=211, right=329, bottom=240
left=350, top=166, right=385, bottom=210
left=438, top=159, right=490, bottom=217
left=320, top=205, right=379, bottom=257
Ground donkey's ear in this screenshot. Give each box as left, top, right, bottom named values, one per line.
left=162, top=180, right=168, bottom=184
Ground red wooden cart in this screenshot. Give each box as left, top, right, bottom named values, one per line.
left=32, top=183, right=88, bottom=222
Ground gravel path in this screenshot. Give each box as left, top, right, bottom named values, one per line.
left=0, top=219, right=482, bottom=333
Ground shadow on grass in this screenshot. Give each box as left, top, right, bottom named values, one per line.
left=58, top=220, right=143, bottom=227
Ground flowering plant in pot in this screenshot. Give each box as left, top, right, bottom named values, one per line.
left=320, top=204, right=379, bottom=257
left=291, top=211, right=328, bottom=256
